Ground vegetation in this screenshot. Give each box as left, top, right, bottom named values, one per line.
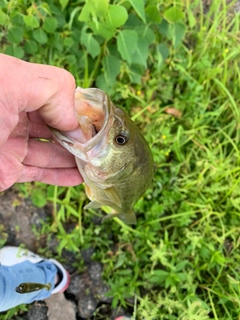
left=1, top=0, right=240, bottom=319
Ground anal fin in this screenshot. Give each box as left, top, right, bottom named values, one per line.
left=102, top=209, right=137, bottom=225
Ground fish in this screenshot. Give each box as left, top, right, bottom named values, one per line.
left=15, top=282, right=51, bottom=293
left=50, top=87, right=154, bottom=224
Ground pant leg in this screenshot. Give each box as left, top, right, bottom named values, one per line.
left=0, top=260, right=57, bottom=312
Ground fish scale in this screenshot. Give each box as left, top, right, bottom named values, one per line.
left=50, top=87, right=154, bottom=224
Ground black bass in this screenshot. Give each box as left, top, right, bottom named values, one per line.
left=50, top=87, right=154, bottom=224
left=15, top=282, right=51, bottom=293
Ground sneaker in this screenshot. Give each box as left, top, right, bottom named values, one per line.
left=0, top=246, right=70, bottom=294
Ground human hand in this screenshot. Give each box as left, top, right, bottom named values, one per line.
left=0, top=54, right=83, bottom=192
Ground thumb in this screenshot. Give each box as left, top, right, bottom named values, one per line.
left=25, top=61, right=78, bottom=131
left=0, top=54, right=79, bottom=132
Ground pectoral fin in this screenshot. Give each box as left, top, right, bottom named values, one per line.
left=104, top=187, right=122, bottom=208
left=102, top=209, right=137, bottom=225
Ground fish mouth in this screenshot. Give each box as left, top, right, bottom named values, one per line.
left=50, top=87, right=111, bottom=156
left=74, top=87, right=111, bottom=151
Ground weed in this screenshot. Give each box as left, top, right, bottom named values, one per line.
left=1, top=0, right=240, bottom=319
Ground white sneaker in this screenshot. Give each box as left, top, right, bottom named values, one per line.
left=0, top=246, right=70, bottom=294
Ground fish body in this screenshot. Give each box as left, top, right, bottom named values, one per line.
left=15, top=282, right=51, bottom=293
left=51, top=88, right=154, bottom=224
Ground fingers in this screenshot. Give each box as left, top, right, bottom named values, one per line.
left=17, top=165, right=83, bottom=186
left=28, top=121, right=52, bottom=139
left=0, top=111, right=19, bottom=146
left=0, top=144, right=83, bottom=191
left=28, top=112, right=55, bottom=139
left=0, top=153, right=22, bottom=192
left=0, top=54, right=78, bottom=132
left=23, top=139, right=77, bottom=168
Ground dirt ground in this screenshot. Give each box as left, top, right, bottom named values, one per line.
left=0, top=188, right=129, bottom=320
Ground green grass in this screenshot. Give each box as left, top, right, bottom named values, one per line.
left=1, top=0, right=240, bottom=319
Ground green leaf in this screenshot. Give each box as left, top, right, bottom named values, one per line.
left=135, top=26, right=155, bottom=45
left=102, top=54, right=121, bottom=86
left=165, top=274, right=175, bottom=288
left=31, top=189, right=47, bottom=208
left=0, top=9, right=9, bottom=26
left=63, top=37, right=74, bottom=47
left=7, top=28, right=23, bottom=45
left=68, top=7, right=82, bottom=29
left=175, top=260, right=189, bottom=272
left=158, top=43, right=169, bottom=62
left=65, top=54, right=77, bottom=65
left=96, top=74, right=115, bottom=95
left=80, top=31, right=100, bottom=59
left=79, top=0, right=109, bottom=20
left=23, top=15, right=39, bottom=28
left=12, top=13, right=24, bottom=27
left=164, top=7, right=185, bottom=23
left=173, top=22, right=186, bottom=48
left=133, top=38, right=149, bottom=67
left=125, top=13, right=144, bottom=28
left=52, top=33, right=64, bottom=52
left=43, top=17, right=58, bottom=33
left=4, top=45, right=24, bottom=59
left=129, top=64, right=143, bottom=84
left=24, top=40, right=38, bottom=54
left=59, top=0, right=69, bottom=10
left=91, top=0, right=109, bottom=17
left=108, top=5, right=128, bottom=28
left=33, top=29, right=48, bottom=44
left=128, top=0, right=146, bottom=23
left=89, top=5, right=128, bottom=40
left=78, top=4, right=90, bottom=22
left=149, top=269, right=169, bottom=284
left=89, top=22, right=115, bottom=40
left=145, top=5, right=161, bottom=24
left=117, top=30, right=138, bottom=64
left=187, top=7, right=196, bottom=28
left=157, top=43, right=169, bottom=69
left=157, top=20, right=172, bottom=39
left=96, top=54, right=121, bottom=92
left=40, top=2, right=52, bottom=15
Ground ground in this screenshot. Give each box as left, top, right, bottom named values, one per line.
left=0, top=188, right=127, bottom=320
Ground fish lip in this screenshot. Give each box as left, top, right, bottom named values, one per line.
left=49, top=87, right=112, bottom=152
left=51, top=88, right=111, bottom=152
left=81, top=88, right=111, bottom=152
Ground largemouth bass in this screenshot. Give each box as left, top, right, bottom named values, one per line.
left=51, top=87, right=154, bottom=224
left=16, top=282, right=51, bottom=293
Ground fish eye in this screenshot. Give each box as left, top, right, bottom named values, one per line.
left=115, top=132, right=129, bottom=145
left=17, top=285, right=24, bottom=292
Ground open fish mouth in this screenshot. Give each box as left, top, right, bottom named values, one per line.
left=50, top=87, right=112, bottom=154
left=74, top=87, right=111, bottom=151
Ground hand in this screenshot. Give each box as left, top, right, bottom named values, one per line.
left=0, top=54, right=83, bottom=192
